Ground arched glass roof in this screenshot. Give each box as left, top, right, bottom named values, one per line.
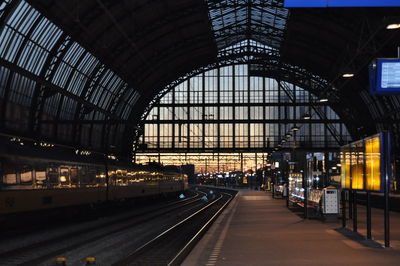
left=0, top=0, right=399, bottom=156
left=207, top=0, right=289, bottom=50
left=0, top=0, right=140, bottom=152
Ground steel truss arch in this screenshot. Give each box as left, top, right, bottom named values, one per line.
left=131, top=42, right=356, bottom=154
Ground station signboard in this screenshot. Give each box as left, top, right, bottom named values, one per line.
left=370, top=58, right=400, bottom=95
left=340, top=133, right=390, bottom=192
left=284, top=0, right=400, bottom=8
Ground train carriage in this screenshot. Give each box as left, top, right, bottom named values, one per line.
left=0, top=153, right=188, bottom=214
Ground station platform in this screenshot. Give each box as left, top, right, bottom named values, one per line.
left=182, top=189, right=400, bottom=266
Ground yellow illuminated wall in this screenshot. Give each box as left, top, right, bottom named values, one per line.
left=340, top=147, right=351, bottom=189
left=351, top=142, right=364, bottom=190
left=340, top=134, right=383, bottom=191
left=365, top=136, right=381, bottom=191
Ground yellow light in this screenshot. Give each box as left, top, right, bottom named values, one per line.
left=365, top=136, right=381, bottom=191
left=342, top=73, right=354, bottom=78
left=387, top=24, right=400, bottom=29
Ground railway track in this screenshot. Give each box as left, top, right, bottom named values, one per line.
left=0, top=190, right=205, bottom=265
left=113, top=189, right=236, bottom=266
left=0, top=187, right=237, bottom=265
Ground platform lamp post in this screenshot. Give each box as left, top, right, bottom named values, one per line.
left=302, top=169, right=308, bottom=219
left=341, top=189, right=346, bottom=228
left=362, top=141, right=372, bottom=240
left=383, top=132, right=391, bottom=248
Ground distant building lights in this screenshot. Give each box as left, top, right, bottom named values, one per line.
left=108, top=155, right=117, bottom=160
left=39, top=142, right=54, bottom=147
left=75, top=149, right=91, bottom=156
left=387, top=23, right=400, bottom=29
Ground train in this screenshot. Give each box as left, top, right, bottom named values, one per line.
left=0, top=152, right=188, bottom=215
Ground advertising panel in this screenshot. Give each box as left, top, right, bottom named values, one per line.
left=340, top=133, right=388, bottom=192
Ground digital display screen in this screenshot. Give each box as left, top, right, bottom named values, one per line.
left=381, top=62, right=400, bottom=89
left=374, top=59, right=400, bottom=94
left=284, top=0, right=400, bottom=7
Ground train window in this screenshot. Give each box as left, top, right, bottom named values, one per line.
left=60, top=167, right=70, bottom=185
left=87, top=167, right=97, bottom=184
left=20, top=166, right=33, bottom=184
left=2, top=164, right=17, bottom=185
left=80, top=166, right=88, bottom=185
left=35, top=170, right=46, bottom=186
left=47, top=166, right=59, bottom=185
left=71, top=167, right=79, bottom=185
left=96, top=172, right=106, bottom=185
left=3, top=173, right=17, bottom=185
left=108, top=170, right=115, bottom=185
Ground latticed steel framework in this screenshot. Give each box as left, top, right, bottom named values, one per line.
left=0, top=0, right=399, bottom=158
left=206, top=0, right=288, bottom=50
left=0, top=0, right=139, bottom=153
left=138, top=64, right=352, bottom=153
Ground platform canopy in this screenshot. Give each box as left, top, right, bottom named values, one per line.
left=0, top=0, right=400, bottom=157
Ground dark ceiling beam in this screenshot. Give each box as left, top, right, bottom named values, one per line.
left=95, top=0, right=152, bottom=73
left=0, top=58, right=121, bottom=121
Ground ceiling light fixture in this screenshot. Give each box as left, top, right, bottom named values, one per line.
left=302, top=114, right=311, bottom=120
left=342, top=73, right=354, bottom=78
left=291, top=126, right=300, bottom=131
left=319, top=98, right=328, bottom=103
left=387, top=23, right=400, bottom=29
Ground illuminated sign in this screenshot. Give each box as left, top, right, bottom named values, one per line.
left=284, top=0, right=400, bottom=7
left=340, top=133, right=390, bottom=192
left=370, top=59, right=400, bottom=94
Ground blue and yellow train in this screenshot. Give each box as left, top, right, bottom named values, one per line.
left=0, top=153, right=188, bottom=214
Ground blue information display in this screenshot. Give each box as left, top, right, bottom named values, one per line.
left=284, top=0, right=400, bottom=8
left=372, top=59, right=400, bottom=94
